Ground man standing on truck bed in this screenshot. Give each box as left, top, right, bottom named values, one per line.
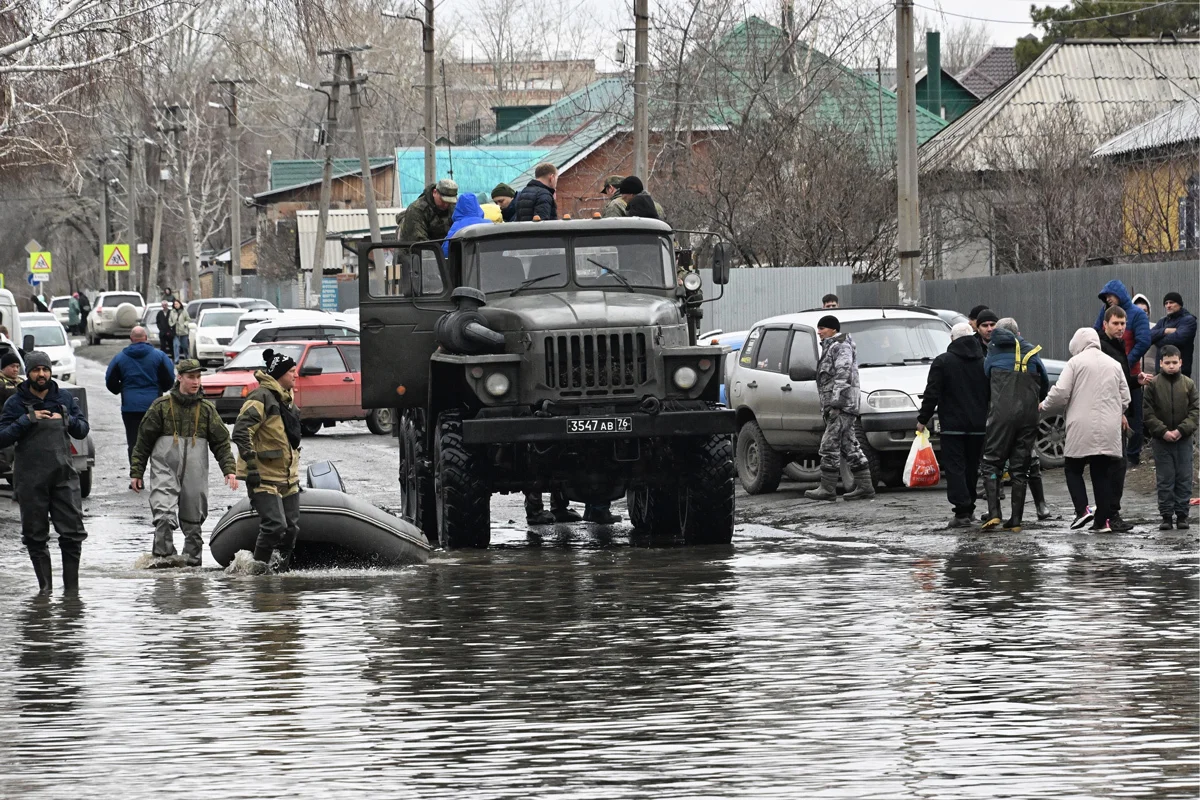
left=805, top=315, right=875, bottom=502
left=397, top=179, right=457, bottom=244
left=512, top=163, right=558, bottom=222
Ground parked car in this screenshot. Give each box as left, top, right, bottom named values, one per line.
left=185, top=297, right=241, bottom=320
left=222, top=317, right=360, bottom=363
left=139, top=305, right=164, bottom=346
left=702, top=330, right=748, bottom=405
left=234, top=308, right=350, bottom=336
left=18, top=313, right=77, bottom=383
left=0, top=289, right=23, bottom=346
left=86, top=291, right=145, bottom=344
left=49, top=295, right=75, bottom=327
left=201, top=340, right=391, bottom=435
left=234, top=298, right=276, bottom=311
left=190, top=308, right=246, bottom=366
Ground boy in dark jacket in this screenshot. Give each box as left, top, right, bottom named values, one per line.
left=917, top=323, right=988, bottom=527
left=106, top=326, right=175, bottom=461
left=1144, top=345, right=1198, bottom=530
left=1093, top=279, right=1151, bottom=462
left=1150, top=292, right=1196, bottom=377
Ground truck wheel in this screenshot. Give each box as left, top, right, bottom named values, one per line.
left=78, top=468, right=92, bottom=499
left=399, top=410, right=436, bottom=541
left=625, top=485, right=682, bottom=537
left=682, top=434, right=736, bottom=545
left=434, top=410, right=490, bottom=549
left=366, top=407, right=396, bottom=436
left=735, top=420, right=782, bottom=494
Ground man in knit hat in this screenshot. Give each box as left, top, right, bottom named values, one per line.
left=0, top=350, right=22, bottom=404
left=232, top=348, right=302, bottom=573
left=491, top=183, right=517, bottom=222
left=805, top=315, right=874, bottom=502
left=974, top=308, right=999, bottom=350
left=129, top=359, right=238, bottom=567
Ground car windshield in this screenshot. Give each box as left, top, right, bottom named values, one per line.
left=25, top=325, right=67, bottom=347
left=223, top=343, right=303, bottom=371
left=201, top=310, right=244, bottom=327
left=842, top=319, right=951, bottom=367
left=102, top=293, right=142, bottom=307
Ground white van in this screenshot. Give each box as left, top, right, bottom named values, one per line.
left=0, top=289, right=21, bottom=347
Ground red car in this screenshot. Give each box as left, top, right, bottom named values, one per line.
left=202, top=341, right=392, bottom=436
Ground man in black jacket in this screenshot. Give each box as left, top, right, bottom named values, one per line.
left=512, top=163, right=558, bottom=222
left=918, top=323, right=989, bottom=527
left=154, top=300, right=173, bottom=354
left=1099, top=305, right=1137, bottom=532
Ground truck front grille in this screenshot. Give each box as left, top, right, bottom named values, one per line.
left=545, top=331, right=648, bottom=395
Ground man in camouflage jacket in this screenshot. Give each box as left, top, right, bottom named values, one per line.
left=806, top=315, right=874, bottom=501
left=130, top=359, right=237, bottom=566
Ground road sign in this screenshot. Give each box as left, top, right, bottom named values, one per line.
left=27, top=272, right=48, bottom=285
left=104, top=243, right=131, bottom=271
left=29, top=251, right=52, bottom=273
left=24, top=239, right=42, bottom=255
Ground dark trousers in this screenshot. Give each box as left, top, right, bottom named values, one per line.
left=1150, top=437, right=1194, bottom=517
left=1126, top=386, right=1144, bottom=460
left=122, top=411, right=145, bottom=462
left=250, top=490, right=301, bottom=563
left=524, top=490, right=569, bottom=514
left=18, top=468, right=87, bottom=556
left=1064, top=455, right=1117, bottom=523
left=941, top=434, right=984, bottom=516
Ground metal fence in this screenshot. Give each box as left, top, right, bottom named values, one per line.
left=837, top=259, right=1199, bottom=373
left=207, top=272, right=302, bottom=309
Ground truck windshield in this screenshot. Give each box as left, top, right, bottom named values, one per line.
left=470, top=236, right=569, bottom=294
left=468, top=233, right=674, bottom=293
left=843, top=319, right=951, bottom=367
left=574, top=234, right=674, bottom=289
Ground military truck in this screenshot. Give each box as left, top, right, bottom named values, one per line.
left=355, top=218, right=737, bottom=549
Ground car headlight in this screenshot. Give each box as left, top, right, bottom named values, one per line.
left=866, top=390, right=916, bottom=410
left=199, top=336, right=214, bottom=345
left=682, top=272, right=702, bottom=291
left=222, top=386, right=248, bottom=398
left=484, top=372, right=510, bottom=397
left=673, top=366, right=698, bottom=390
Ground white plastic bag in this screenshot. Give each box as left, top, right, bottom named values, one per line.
left=903, top=429, right=941, bottom=488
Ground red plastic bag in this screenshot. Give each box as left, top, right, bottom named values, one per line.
left=903, top=430, right=940, bottom=488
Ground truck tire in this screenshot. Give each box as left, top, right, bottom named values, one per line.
left=399, top=410, right=436, bottom=541
left=434, top=410, right=490, bottom=549
left=366, top=407, right=396, bottom=436
left=735, top=420, right=783, bottom=494
left=682, top=434, right=736, bottom=545
left=626, top=484, right=682, bottom=537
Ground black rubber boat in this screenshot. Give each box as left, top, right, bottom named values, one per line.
left=209, top=488, right=431, bottom=568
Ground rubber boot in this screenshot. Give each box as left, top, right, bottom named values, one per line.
left=1029, top=474, right=1052, bottom=520
left=842, top=468, right=876, bottom=500
left=981, top=475, right=1002, bottom=529
left=804, top=472, right=838, bottom=501
left=60, top=541, right=81, bottom=594
left=29, top=549, right=53, bottom=595
left=1003, top=482, right=1026, bottom=532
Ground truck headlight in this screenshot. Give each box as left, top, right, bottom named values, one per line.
left=484, top=373, right=510, bottom=397
left=866, top=390, right=916, bottom=410
left=682, top=272, right=702, bottom=291
left=673, top=366, right=698, bottom=390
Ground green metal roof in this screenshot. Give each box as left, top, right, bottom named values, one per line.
left=269, top=158, right=392, bottom=191
left=395, top=147, right=552, bottom=205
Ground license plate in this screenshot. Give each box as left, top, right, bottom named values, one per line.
left=567, top=416, right=633, bottom=434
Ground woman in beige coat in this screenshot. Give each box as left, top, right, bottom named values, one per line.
left=1041, top=327, right=1131, bottom=532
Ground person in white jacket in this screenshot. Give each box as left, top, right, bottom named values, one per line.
left=1040, top=327, right=1131, bottom=533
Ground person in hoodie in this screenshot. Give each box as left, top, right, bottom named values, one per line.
left=1092, top=279, right=1151, bottom=463
left=1040, top=328, right=1130, bottom=534
left=917, top=323, right=988, bottom=527
left=804, top=315, right=874, bottom=502
left=981, top=317, right=1049, bottom=532
left=0, top=351, right=89, bottom=594
left=1150, top=291, right=1196, bottom=378
left=442, top=192, right=492, bottom=256
left=129, top=359, right=238, bottom=567
left=106, top=326, right=175, bottom=461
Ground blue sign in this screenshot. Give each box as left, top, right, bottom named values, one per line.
left=320, top=277, right=339, bottom=311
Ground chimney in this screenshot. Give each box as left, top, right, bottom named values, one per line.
left=925, top=31, right=943, bottom=119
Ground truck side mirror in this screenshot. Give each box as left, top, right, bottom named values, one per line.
left=788, top=363, right=816, bottom=382
left=22, top=334, right=34, bottom=354
left=711, top=242, right=731, bottom=285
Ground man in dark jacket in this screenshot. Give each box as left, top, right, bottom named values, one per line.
left=491, top=183, right=517, bottom=222
left=512, top=163, right=558, bottom=222
left=1099, top=305, right=1138, bottom=532
left=106, top=326, right=175, bottom=461
left=805, top=315, right=874, bottom=501
left=0, top=351, right=21, bottom=403
left=1092, top=279, right=1151, bottom=463
left=917, top=323, right=988, bottom=527
left=981, top=318, right=1049, bottom=531
left=1150, top=292, right=1196, bottom=377
left=973, top=308, right=998, bottom=351
left=0, top=351, right=89, bottom=594
left=398, top=179, right=457, bottom=244
left=154, top=300, right=173, bottom=354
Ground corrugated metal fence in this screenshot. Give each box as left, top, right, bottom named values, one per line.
left=698, top=266, right=853, bottom=333
left=207, top=272, right=303, bottom=309
left=837, top=259, right=1199, bottom=373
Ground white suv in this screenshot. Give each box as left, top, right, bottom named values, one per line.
left=86, top=291, right=145, bottom=344
left=729, top=307, right=951, bottom=492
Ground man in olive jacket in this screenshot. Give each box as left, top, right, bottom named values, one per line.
left=397, top=179, right=457, bottom=244
left=232, top=349, right=302, bottom=573
left=130, top=359, right=238, bottom=566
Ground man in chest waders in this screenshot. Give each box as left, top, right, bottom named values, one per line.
left=0, top=351, right=89, bottom=594
left=232, top=349, right=302, bottom=574
left=129, top=359, right=238, bottom=566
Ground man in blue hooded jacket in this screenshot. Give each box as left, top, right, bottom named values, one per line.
left=106, top=326, right=174, bottom=462
left=981, top=318, right=1050, bottom=532
left=1092, top=279, right=1151, bottom=463
left=442, top=193, right=491, bottom=256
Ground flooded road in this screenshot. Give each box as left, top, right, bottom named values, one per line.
left=0, top=357, right=1195, bottom=798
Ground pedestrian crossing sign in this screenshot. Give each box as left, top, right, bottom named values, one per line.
left=103, top=243, right=131, bottom=271
left=29, top=251, right=52, bottom=273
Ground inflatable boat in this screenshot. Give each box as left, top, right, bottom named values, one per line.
left=209, top=488, right=431, bottom=568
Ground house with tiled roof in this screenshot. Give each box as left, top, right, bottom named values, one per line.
left=955, top=47, right=1019, bottom=100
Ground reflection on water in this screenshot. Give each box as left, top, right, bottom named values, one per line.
left=0, top=530, right=1194, bottom=799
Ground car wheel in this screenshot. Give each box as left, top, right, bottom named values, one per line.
left=78, top=468, right=92, bottom=498
left=300, top=420, right=324, bottom=437
left=784, top=457, right=821, bottom=482
left=1036, top=414, right=1066, bottom=469
left=366, top=407, right=396, bottom=436
left=735, top=420, right=783, bottom=494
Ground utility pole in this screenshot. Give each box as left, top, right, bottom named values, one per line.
left=211, top=78, right=247, bottom=296
left=148, top=128, right=167, bottom=300
left=423, top=0, right=435, bottom=187
left=162, top=104, right=201, bottom=300
left=122, top=137, right=140, bottom=294
left=343, top=51, right=381, bottom=244
left=309, top=53, right=345, bottom=309
left=633, top=0, right=649, bottom=180
left=98, top=156, right=112, bottom=292
left=895, top=0, right=922, bottom=305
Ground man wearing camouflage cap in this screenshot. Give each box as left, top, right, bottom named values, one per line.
left=600, top=175, right=626, bottom=218
left=129, top=358, right=238, bottom=566
left=397, top=178, right=458, bottom=245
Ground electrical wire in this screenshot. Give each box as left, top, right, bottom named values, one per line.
left=912, top=0, right=1190, bottom=26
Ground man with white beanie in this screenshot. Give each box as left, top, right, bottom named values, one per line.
left=917, top=322, right=990, bottom=527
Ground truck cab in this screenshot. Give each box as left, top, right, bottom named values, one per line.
left=356, top=218, right=737, bottom=549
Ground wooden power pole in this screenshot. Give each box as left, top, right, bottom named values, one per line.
left=633, top=0, right=649, bottom=180
left=212, top=78, right=247, bottom=297
left=895, top=0, right=922, bottom=305
left=309, top=53, right=345, bottom=309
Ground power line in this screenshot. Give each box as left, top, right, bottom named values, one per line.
left=912, top=0, right=1190, bottom=25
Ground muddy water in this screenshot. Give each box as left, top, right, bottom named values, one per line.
left=0, top=520, right=1195, bottom=799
